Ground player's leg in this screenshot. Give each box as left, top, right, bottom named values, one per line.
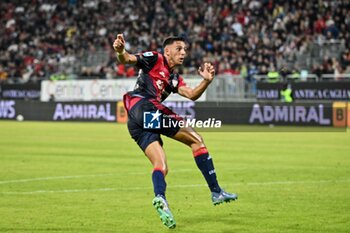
left=124, top=98, right=175, bottom=228
left=144, top=99, right=237, bottom=205
left=172, top=127, right=220, bottom=192
left=146, top=100, right=237, bottom=204
left=172, top=127, right=238, bottom=205
left=134, top=132, right=176, bottom=228
left=144, top=141, right=168, bottom=197
left=144, top=141, right=176, bottom=229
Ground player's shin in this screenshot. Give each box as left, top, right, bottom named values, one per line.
left=152, top=168, right=167, bottom=198
left=193, top=147, right=221, bottom=193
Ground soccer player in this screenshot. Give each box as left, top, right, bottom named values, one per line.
left=113, top=34, right=237, bottom=229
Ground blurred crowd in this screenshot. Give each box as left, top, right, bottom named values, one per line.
left=0, top=0, right=350, bottom=83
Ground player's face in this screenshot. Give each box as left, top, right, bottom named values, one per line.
left=168, top=41, right=187, bottom=65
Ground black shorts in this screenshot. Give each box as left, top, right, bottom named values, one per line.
left=125, top=96, right=182, bottom=151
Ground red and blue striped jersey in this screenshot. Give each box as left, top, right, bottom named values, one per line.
left=127, top=51, right=186, bottom=102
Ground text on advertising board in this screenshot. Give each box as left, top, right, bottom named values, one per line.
left=249, top=104, right=331, bottom=125
left=53, top=103, right=115, bottom=121
left=0, top=100, right=15, bottom=119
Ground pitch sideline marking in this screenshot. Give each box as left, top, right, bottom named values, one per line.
left=0, top=166, right=337, bottom=185
left=0, top=174, right=117, bottom=185
left=1, top=179, right=349, bottom=195
left=0, top=169, right=195, bottom=185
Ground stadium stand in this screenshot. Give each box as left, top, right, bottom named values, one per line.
left=0, top=0, right=349, bottom=85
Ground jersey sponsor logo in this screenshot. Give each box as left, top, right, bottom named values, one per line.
left=142, top=52, right=154, bottom=57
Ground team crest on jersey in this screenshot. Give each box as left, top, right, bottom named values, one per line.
left=169, top=73, right=179, bottom=89
left=142, top=52, right=154, bottom=57
left=171, top=79, right=178, bottom=88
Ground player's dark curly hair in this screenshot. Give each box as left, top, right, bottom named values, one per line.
left=162, top=36, right=187, bottom=48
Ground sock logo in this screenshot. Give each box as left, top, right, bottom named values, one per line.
left=143, top=110, right=162, bottom=129
left=209, top=169, right=216, bottom=175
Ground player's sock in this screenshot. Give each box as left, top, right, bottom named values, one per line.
left=152, top=168, right=166, bottom=197
left=193, top=147, right=221, bottom=193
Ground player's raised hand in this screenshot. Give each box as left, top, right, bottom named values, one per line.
left=198, top=63, right=215, bottom=83
left=113, top=34, right=126, bottom=53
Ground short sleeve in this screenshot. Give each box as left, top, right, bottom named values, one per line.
left=178, top=76, right=186, bottom=89
left=135, top=51, right=158, bottom=73
left=170, top=74, right=187, bottom=93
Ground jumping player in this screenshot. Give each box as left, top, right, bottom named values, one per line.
left=113, top=34, right=237, bottom=229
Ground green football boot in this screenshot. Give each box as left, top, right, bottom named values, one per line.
left=152, top=195, right=176, bottom=229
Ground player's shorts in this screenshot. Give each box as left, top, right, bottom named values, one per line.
left=124, top=94, right=182, bottom=152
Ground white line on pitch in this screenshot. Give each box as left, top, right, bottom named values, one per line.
left=1, top=179, right=349, bottom=195
left=246, top=179, right=350, bottom=186
left=0, top=169, right=195, bottom=185
left=0, top=174, right=117, bottom=185
left=0, top=166, right=337, bottom=185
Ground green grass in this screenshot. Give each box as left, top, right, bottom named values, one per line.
left=0, top=121, right=349, bottom=233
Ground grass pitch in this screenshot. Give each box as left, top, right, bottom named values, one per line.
left=0, top=121, right=349, bottom=233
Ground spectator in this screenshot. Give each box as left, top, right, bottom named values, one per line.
left=0, top=0, right=349, bottom=83
left=312, top=64, right=324, bottom=80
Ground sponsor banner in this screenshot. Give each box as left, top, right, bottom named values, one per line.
left=0, top=100, right=16, bottom=119
left=163, top=101, right=196, bottom=119
left=41, top=79, right=206, bottom=102
left=52, top=102, right=116, bottom=121
left=332, top=102, right=347, bottom=127
left=248, top=103, right=332, bottom=126
left=165, top=101, right=336, bottom=126
left=41, top=80, right=132, bottom=102
left=0, top=100, right=116, bottom=122
left=257, top=82, right=350, bottom=101
left=116, top=101, right=127, bottom=123
left=256, top=83, right=284, bottom=100
left=1, top=100, right=346, bottom=128
left=0, top=83, right=41, bottom=99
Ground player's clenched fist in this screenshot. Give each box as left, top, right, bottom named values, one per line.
left=113, top=34, right=125, bottom=54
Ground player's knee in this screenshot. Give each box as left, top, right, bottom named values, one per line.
left=176, top=127, right=205, bottom=149
left=195, top=133, right=204, bottom=144
left=184, top=128, right=204, bottom=144
left=190, top=132, right=205, bottom=148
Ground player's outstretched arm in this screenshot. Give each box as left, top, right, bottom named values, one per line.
left=178, top=63, right=215, bottom=101
left=113, top=34, right=137, bottom=64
